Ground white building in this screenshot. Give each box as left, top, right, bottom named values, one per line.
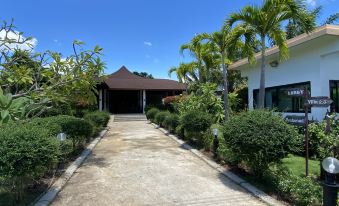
left=230, top=25, right=339, bottom=121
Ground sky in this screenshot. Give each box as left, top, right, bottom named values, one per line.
left=1, top=0, right=338, bottom=79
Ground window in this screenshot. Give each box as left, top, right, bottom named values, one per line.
left=330, top=80, right=339, bottom=113
left=253, top=82, right=310, bottom=113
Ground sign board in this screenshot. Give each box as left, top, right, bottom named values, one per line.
left=306, top=96, right=333, bottom=107
left=286, top=88, right=305, bottom=96
left=285, top=115, right=306, bottom=126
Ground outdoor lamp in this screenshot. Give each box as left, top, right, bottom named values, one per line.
left=321, top=157, right=339, bottom=206
left=212, top=128, right=219, bottom=159
left=57, top=133, right=67, bottom=141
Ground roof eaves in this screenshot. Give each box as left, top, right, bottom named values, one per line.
left=229, top=24, right=339, bottom=70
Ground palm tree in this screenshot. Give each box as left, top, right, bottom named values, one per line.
left=228, top=0, right=315, bottom=109
left=286, top=6, right=339, bottom=39
left=201, top=24, right=255, bottom=121
left=168, top=62, right=199, bottom=83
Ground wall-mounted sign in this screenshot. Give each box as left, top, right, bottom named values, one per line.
left=286, top=88, right=305, bottom=96
left=306, top=96, right=333, bottom=107
left=285, top=115, right=306, bottom=126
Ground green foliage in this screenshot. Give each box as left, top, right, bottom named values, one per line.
left=269, top=166, right=322, bottom=206
left=175, top=83, right=224, bottom=123
left=41, top=103, right=73, bottom=117
left=180, top=110, right=212, bottom=144
left=223, top=110, right=299, bottom=176
left=45, top=115, right=94, bottom=148
left=154, top=111, right=170, bottom=127
left=163, top=113, right=179, bottom=132
left=0, top=123, right=59, bottom=201
left=84, top=111, right=110, bottom=133
left=308, top=115, right=339, bottom=159
left=146, top=108, right=160, bottom=122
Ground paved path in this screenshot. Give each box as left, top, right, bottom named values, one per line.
left=52, top=117, right=266, bottom=206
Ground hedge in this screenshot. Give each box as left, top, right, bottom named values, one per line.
left=146, top=108, right=160, bottom=122
left=84, top=111, right=110, bottom=133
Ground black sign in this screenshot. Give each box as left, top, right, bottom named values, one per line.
left=306, top=96, right=333, bottom=107
left=285, top=115, right=306, bottom=126
left=286, top=88, right=305, bottom=96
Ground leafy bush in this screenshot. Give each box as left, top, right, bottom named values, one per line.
left=28, top=117, right=62, bottom=136
left=175, top=124, right=185, bottom=138
left=163, top=113, right=179, bottom=132
left=180, top=110, right=212, bottom=144
left=175, top=83, right=224, bottom=123
left=46, top=115, right=94, bottom=148
left=154, top=111, right=170, bottom=127
left=0, top=123, right=59, bottom=201
left=41, top=103, right=73, bottom=117
left=308, top=115, right=339, bottom=159
left=146, top=108, right=160, bottom=122
left=269, top=166, right=322, bottom=206
left=84, top=111, right=110, bottom=133
left=223, top=110, right=299, bottom=176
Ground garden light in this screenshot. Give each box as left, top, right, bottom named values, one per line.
left=212, top=128, right=219, bottom=159
left=321, top=157, right=339, bottom=206
left=57, top=133, right=67, bottom=141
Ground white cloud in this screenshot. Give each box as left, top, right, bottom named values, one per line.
left=143, top=41, right=152, bottom=46
left=0, top=30, right=37, bottom=50
left=306, top=0, right=317, bottom=7
left=53, top=39, right=58, bottom=43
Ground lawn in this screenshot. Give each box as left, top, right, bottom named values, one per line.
left=281, top=154, right=320, bottom=177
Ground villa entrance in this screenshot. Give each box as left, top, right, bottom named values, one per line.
left=108, top=90, right=142, bottom=114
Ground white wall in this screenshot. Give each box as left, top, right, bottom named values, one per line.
left=240, top=35, right=339, bottom=120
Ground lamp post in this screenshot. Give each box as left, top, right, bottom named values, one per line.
left=212, top=128, right=219, bottom=159
left=321, top=157, right=339, bottom=206
left=57, top=133, right=67, bottom=141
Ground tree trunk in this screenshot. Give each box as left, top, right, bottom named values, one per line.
left=222, top=54, right=229, bottom=121
left=258, top=35, right=266, bottom=109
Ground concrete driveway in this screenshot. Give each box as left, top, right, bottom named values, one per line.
left=51, top=116, right=266, bottom=206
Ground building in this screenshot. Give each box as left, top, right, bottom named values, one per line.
left=230, top=25, right=339, bottom=121
left=97, top=66, right=186, bottom=113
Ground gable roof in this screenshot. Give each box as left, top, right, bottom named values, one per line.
left=230, top=24, right=339, bottom=70
left=102, top=66, right=187, bottom=90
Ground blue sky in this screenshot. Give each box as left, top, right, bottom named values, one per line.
left=1, top=0, right=338, bottom=79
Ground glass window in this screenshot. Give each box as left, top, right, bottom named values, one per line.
left=253, top=82, right=310, bottom=113
left=330, top=80, right=339, bottom=113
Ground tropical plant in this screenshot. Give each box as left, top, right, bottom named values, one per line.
left=133, top=71, right=154, bottom=79
left=201, top=24, right=255, bottom=120
left=0, top=20, right=105, bottom=119
left=175, top=83, right=224, bottom=123
left=286, top=6, right=339, bottom=39
left=228, top=0, right=315, bottom=108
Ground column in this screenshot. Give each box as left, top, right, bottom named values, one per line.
left=143, top=90, right=146, bottom=114
left=99, top=89, right=103, bottom=111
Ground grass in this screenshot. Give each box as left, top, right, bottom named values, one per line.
left=281, top=154, right=320, bottom=177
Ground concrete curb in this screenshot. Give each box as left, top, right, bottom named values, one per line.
left=151, top=122, right=285, bottom=206
left=34, top=129, right=109, bottom=206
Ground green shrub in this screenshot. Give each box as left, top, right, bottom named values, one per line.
left=41, top=103, right=73, bottom=117
left=46, top=115, right=94, bottom=148
left=154, top=111, right=170, bottom=127
left=146, top=108, right=160, bottom=122
left=84, top=111, right=110, bottom=133
left=180, top=110, right=212, bottom=144
left=163, top=113, right=179, bottom=132
left=28, top=117, right=62, bottom=136
left=0, top=123, right=59, bottom=201
left=269, top=166, right=322, bottom=206
left=223, top=110, right=299, bottom=176
left=175, top=124, right=184, bottom=138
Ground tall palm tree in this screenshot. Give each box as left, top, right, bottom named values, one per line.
left=228, top=0, right=315, bottom=108
left=201, top=24, right=255, bottom=121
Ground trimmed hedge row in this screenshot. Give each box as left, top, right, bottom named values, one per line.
left=0, top=111, right=110, bottom=203
left=145, top=107, right=320, bottom=205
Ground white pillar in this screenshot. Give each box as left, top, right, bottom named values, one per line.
left=103, top=89, right=107, bottom=111
left=99, top=89, right=103, bottom=111
left=143, top=90, right=146, bottom=114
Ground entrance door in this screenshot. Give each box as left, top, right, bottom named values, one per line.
left=109, top=90, right=142, bottom=113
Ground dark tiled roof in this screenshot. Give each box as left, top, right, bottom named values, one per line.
left=102, top=66, right=187, bottom=90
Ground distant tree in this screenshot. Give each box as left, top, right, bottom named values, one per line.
left=286, top=6, right=339, bottom=39
left=133, top=71, right=154, bottom=79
